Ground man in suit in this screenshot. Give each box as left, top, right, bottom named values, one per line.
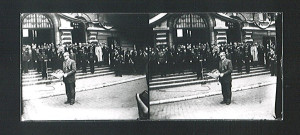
left=218, top=52, right=233, bottom=105
left=158, top=49, right=167, bottom=77
left=63, top=52, right=77, bottom=105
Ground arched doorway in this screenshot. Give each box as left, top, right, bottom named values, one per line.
left=21, top=14, right=54, bottom=46
left=226, top=20, right=241, bottom=44
left=71, top=22, right=86, bottom=44
left=174, top=14, right=209, bottom=49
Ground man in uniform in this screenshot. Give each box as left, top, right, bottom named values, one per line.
left=148, top=48, right=156, bottom=77
left=62, top=52, right=77, bottom=105
left=175, top=47, right=184, bottom=74
left=158, top=49, right=167, bottom=77
left=244, top=48, right=251, bottom=74
left=39, top=50, right=48, bottom=79
left=236, top=46, right=243, bottom=73
left=257, top=43, right=265, bottom=66
left=196, top=49, right=203, bottom=80
left=218, top=52, right=233, bottom=105
left=115, top=51, right=124, bottom=77
left=269, top=48, right=277, bottom=76
left=80, top=47, right=88, bottom=73
left=167, top=48, right=175, bottom=74
left=88, top=46, right=96, bottom=74
left=22, top=47, right=30, bottom=73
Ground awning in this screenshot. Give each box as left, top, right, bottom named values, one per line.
left=149, top=13, right=168, bottom=25
left=213, top=13, right=243, bottom=23
left=57, top=13, right=88, bottom=23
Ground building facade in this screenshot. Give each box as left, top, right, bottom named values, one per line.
left=149, top=13, right=278, bottom=49
left=21, top=13, right=141, bottom=50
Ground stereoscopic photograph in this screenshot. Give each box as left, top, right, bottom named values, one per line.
left=20, top=12, right=282, bottom=121
left=148, top=12, right=282, bottom=120
left=20, top=13, right=150, bottom=120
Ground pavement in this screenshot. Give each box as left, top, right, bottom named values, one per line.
left=21, top=77, right=148, bottom=120
left=150, top=74, right=277, bottom=105
left=150, top=84, right=277, bottom=120
left=22, top=74, right=146, bottom=101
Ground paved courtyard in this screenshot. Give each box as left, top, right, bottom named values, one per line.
left=22, top=78, right=147, bottom=120
left=150, top=84, right=277, bottom=120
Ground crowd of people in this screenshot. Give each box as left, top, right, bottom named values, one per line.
left=148, top=42, right=278, bottom=78
left=22, top=41, right=277, bottom=80
left=21, top=42, right=149, bottom=79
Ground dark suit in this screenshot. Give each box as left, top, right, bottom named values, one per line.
left=63, top=59, right=76, bottom=103
left=219, top=58, right=233, bottom=104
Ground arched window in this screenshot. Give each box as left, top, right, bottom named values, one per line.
left=175, top=14, right=207, bottom=28
left=22, top=14, right=53, bottom=29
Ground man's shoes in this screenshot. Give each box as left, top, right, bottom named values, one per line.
left=220, top=101, right=226, bottom=104
left=226, top=102, right=231, bottom=105
left=64, top=101, right=70, bottom=104
left=70, top=101, right=75, bottom=105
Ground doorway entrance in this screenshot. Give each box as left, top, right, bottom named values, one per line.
left=263, top=36, right=276, bottom=50
left=21, top=14, right=54, bottom=46
left=107, top=37, right=120, bottom=50
left=226, top=21, right=241, bottom=44
left=174, top=14, right=209, bottom=49
left=71, top=22, right=86, bottom=44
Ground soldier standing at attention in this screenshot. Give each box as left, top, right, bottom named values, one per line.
left=88, top=46, right=96, bottom=74
left=40, top=50, right=48, bottom=80
left=81, top=47, right=88, bottom=73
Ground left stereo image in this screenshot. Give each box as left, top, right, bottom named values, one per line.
left=20, top=13, right=150, bottom=121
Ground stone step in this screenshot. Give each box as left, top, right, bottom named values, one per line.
left=22, top=68, right=114, bottom=82
left=149, top=68, right=268, bottom=86
left=149, top=67, right=270, bottom=90
left=22, top=71, right=115, bottom=86
left=22, top=66, right=111, bottom=78
left=150, top=66, right=266, bottom=79
left=150, top=66, right=266, bottom=82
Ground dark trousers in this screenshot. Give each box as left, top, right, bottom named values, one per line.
left=65, top=82, right=75, bottom=102
left=33, top=60, right=37, bottom=70
left=270, top=60, right=276, bottom=76
left=178, top=62, right=184, bottom=74
left=77, top=59, right=81, bottom=70
left=41, top=62, right=47, bottom=78
left=89, top=60, right=94, bottom=73
left=23, top=61, right=29, bottom=73
left=245, top=60, right=250, bottom=73
left=168, top=62, right=175, bottom=74
left=82, top=61, right=87, bottom=73
left=221, top=82, right=232, bottom=103
left=265, top=56, right=270, bottom=68
left=159, top=63, right=167, bottom=76
left=237, top=60, right=242, bottom=73
left=196, top=62, right=203, bottom=79
left=115, top=63, right=122, bottom=77
left=37, top=61, right=41, bottom=72
left=252, top=61, right=257, bottom=67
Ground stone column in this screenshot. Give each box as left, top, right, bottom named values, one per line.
left=168, top=18, right=174, bottom=49
left=48, top=13, right=60, bottom=45
left=206, top=14, right=215, bottom=45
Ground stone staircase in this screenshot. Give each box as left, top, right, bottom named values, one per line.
left=149, top=66, right=270, bottom=90
left=22, top=65, right=115, bottom=86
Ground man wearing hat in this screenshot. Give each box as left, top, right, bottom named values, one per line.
left=62, top=52, right=77, bottom=105
left=218, top=52, right=233, bottom=105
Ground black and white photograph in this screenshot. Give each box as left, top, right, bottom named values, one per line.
left=2, top=0, right=299, bottom=134
left=148, top=13, right=282, bottom=120
left=20, top=13, right=150, bottom=120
